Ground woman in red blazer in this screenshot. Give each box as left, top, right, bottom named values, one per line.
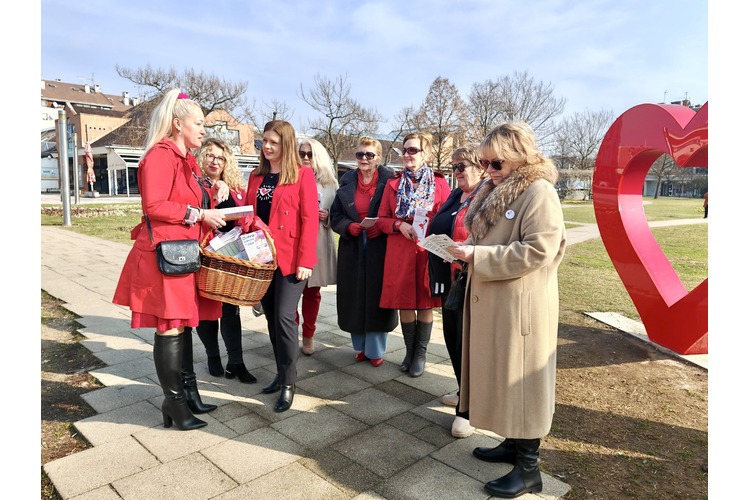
left=376, top=132, right=450, bottom=378
left=245, top=120, right=318, bottom=412
left=113, top=89, right=228, bottom=431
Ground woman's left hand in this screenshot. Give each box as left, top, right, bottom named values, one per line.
left=318, top=209, right=329, bottom=221
left=447, top=244, right=474, bottom=264
left=296, top=266, right=313, bottom=281
left=212, top=180, right=229, bottom=203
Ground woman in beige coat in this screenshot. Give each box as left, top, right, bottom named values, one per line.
left=448, top=121, right=566, bottom=498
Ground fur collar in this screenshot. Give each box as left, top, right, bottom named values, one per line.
left=464, top=162, right=558, bottom=240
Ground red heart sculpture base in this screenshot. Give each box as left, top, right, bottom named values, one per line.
left=592, top=103, right=708, bottom=355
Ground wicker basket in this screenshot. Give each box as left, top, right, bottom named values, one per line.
left=197, top=228, right=277, bottom=306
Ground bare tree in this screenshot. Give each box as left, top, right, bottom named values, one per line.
left=467, top=78, right=505, bottom=142
left=414, top=77, right=469, bottom=173
left=115, top=64, right=248, bottom=117
left=471, top=71, right=567, bottom=147
left=556, top=109, right=614, bottom=170
left=649, top=154, right=678, bottom=199
left=299, top=74, right=382, bottom=168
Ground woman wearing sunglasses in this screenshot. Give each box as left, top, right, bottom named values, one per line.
left=426, top=145, right=486, bottom=438
left=375, top=132, right=450, bottom=377
left=187, top=138, right=257, bottom=384
left=296, top=138, right=338, bottom=355
left=330, top=136, right=398, bottom=366
left=447, top=122, right=566, bottom=498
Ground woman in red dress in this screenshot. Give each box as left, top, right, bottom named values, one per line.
left=113, top=89, right=228, bottom=430
left=376, top=132, right=450, bottom=377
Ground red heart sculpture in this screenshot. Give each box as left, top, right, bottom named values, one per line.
left=592, top=103, right=708, bottom=354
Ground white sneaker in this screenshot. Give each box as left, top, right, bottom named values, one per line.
left=451, top=416, right=475, bottom=438
left=441, top=393, right=459, bottom=407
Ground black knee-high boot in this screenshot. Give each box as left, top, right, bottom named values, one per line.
left=399, top=321, right=418, bottom=372
left=196, top=320, right=223, bottom=376
left=153, top=333, right=207, bottom=430
left=181, top=328, right=217, bottom=414
left=484, top=438, right=543, bottom=498
left=409, top=320, right=433, bottom=377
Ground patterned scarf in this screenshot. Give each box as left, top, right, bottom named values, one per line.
left=394, top=165, right=436, bottom=220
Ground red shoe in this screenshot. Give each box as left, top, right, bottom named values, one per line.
left=354, top=352, right=368, bottom=362
left=369, top=357, right=384, bottom=367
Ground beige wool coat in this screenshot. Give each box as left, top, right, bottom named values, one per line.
left=458, top=167, right=566, bottom=439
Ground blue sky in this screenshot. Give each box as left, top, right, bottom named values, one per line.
left=40, top=0, right=708, bottom=134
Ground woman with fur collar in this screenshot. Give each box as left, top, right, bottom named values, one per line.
left=447, top=121, right=566, bottom=498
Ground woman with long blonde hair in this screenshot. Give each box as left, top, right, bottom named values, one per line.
left=296, top=137, right=338, bottom=355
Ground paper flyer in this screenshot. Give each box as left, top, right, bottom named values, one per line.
left=417, top=234, right=457, bottom=262
left=413, top=207, right=429, bottom=241
left=360, top=217, right=378, bottom=228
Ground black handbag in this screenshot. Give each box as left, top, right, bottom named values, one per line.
left=145, top=216, right=201, bottom=275
left=444, top=263, right=468, bottom=312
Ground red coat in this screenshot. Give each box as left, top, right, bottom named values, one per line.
left=113, top=139, right=220, bottom=323
left=245, top=166, right=318, bottom=276
left=375, top=171, right=451, bottom=309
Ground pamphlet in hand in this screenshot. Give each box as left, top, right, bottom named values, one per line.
left=219, top=205, right=254, bottom=220
left=360, top=217, right=378, bottom=228
left=418, top=234, right=457, bottom=263
left=413, top=207, right=429, bottom=241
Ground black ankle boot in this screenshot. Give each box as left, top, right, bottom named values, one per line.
left=399, top=321, right=417, bottom=372
left=484, top=438, right=542, bottom=498
left=225, top=362, right=257, bottom=384
left=154, top=333, right=207, bottom=430
left=473, top=438, right=517, bottom=464
left=409, top=320, right=432, bottom=377
left=181, top=328, right=217, bottom=414
left=274, top=385, right=295, bottom=412
left=207, top=356, right=224, bottom=377
left=261, top=374, right=281, bottom=394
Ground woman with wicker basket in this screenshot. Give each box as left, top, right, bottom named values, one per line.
left=113, top=89, right=228, bottom=431
left=296, top=138, right=338, bottom=356
left=188, top=138, right=257, bottom=384
left=245, top=120, right=318, bottom=412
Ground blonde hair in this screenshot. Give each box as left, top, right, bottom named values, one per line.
left=197, top=137, right=245, bottom=192
left=254, top=120, right=300, bottom=185
left=479, top=121, right=557, bottom=178
left=300, top=138, right=338, bottom=188
left=144, top=89, right=202, bottom=152
left=403, top=131, right=434, bottom=164
left=358, top=135, right=383, bottom=157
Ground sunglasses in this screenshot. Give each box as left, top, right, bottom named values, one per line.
left=355, top=151, right=377, bottom=160
left=299, top=150, right=313, bottom=159
left=451, top=162, right=474, bottom=173
left=402, top=147, right=423, bottom=156
left=479, top=159, right=505, bottom=170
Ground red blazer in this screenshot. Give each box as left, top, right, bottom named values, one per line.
left=245, top=165, right=318, bottom=276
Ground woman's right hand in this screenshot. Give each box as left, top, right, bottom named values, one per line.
left=202, top=209, right=226, bottom=231
left=447, top=244, right=474, bottom=264
left=399, top=221, right=416, bottom=241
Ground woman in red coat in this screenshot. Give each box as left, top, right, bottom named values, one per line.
left=245, top=120, right=318, bottom=413
left=376, top=132, right=450, bottom=377
left=113, top=89, right=228, bottom=431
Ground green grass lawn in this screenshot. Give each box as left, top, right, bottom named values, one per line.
left=42, top=196, right=708, bottom=322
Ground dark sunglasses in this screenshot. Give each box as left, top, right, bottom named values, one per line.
left=355, top=151, right=377, bottom=160
left=479, top=159, right=504, bottom=170
left=402, top=147, right=423, bottom=156
left=299, top=150, right=313, bottom=159
left=451, top=162, right=474, bottom=173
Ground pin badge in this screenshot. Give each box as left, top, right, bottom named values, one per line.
left=505, top=209, right=515, bottom=220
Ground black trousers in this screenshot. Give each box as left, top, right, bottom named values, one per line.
left=260, top=269, right=307, bottom=386
left=441, top=296, right=468, bottom=419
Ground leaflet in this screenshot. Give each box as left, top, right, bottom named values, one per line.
left=417, top=234, right=457, bottom=263
left=219, top=205, right=254, bottom=220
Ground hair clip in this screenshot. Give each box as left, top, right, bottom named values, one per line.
left=177, top=92, right=189, bottom=99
